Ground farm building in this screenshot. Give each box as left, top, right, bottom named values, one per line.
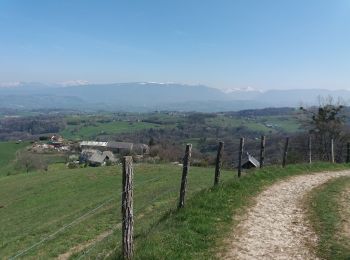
left=79, top=141, right=149, bottom=155
left=241, top=153, right=260, bottom=169
left=80, top=149, right=117, bottom=167
left=49, top=135, right=64, bottom=147
left=80, top=141, right=108, bottom=150
left=107, top=141, right=134, bottom=153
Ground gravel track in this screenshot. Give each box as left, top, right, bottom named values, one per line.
left=221, top=170, right=350, bottom=260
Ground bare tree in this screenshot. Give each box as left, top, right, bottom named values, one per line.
left=300, top=96, right=347, bottom=161
left=16, top=151, right=48, bottom=173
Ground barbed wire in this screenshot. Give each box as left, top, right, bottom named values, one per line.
left=9, top=137, right=350, bottom=259
left=9, top=197, right=115, bottom=260
left=76, top=186, right=179, bottom=259
left=8, top=175, right=166, bottom=259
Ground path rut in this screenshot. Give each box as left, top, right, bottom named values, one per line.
left=221, top=170, right=350, bottom=260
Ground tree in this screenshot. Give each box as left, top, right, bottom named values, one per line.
left=300, top=96, right=346, bottom=161
left=16, top=151, right=48, bottom=173
left=149, top=137, right=155, bottom=146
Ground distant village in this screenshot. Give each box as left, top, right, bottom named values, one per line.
left=30, top=135, right=150, bottom=167
left=28, top=134, right=263, bottom=169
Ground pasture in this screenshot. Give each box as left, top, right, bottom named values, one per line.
left=1, top=162, right=348, bottom=259
left=206, top=115, right=300, bottom=134
left=0, top=141, right=29, bottom=176
left=0, top=163, right=233, bottom=259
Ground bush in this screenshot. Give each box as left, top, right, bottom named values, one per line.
left=67, top=162, right=79, bottom=169
left=105, top=160, right=112, bottom=166
left=16, top=151, right=48, bottom=173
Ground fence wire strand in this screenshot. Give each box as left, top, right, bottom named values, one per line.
left=9, top=135, right=350, bottom=259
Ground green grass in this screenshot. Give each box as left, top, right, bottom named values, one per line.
left=0, top=163, right=233, bottom=259
left=205, top=115, right=300, bottom=134
left=307, top=176, right=350, bottom=259
left=260, top=115, right=301, bottom=133
left=1, top=162, right=348, bottom=259
left=60, top=121, right=163, bottom=140
left=0, top=141, right=29, bottom=176
left=130, top=163, right=350, bottom=259
left=206, top=116, right=272, bottom=133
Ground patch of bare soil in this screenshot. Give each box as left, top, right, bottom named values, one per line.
left=220, top=170, right=350, bottom=260
left=57, top=227, right=117, bottom=260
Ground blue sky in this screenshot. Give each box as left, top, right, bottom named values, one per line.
left=1, top=0, right=350, bottom=90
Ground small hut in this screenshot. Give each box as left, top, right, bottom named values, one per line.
left=241, top=153, right=260, bottom=169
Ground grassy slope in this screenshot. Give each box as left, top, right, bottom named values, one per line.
left=307, top=176, right=350, bottom=259
left=1, top=162, right=347, bottom=259
left=0, top=163, right=233, bottom=259
left=129, top=163, right=350, bottom=260
left=0, top=141, right=29, bottom=176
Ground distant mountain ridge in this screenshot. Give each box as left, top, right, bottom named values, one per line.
left=0, top=82, right=349, bottom=112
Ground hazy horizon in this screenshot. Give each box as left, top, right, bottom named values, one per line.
left=1, top=80, right=350, bottom=93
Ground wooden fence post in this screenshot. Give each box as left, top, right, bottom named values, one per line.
left=178, top=144, right=192, bottom=208
left=282, top=137, right=289, bottom=168
left=331, top=139, right=335, bottom=163
left=122, top=156, right=133, bottom=260
left=347, top=142, right=350, bottom=163
left=259, top=135, right=265, bottom=168
left=238, top=137, right=244, bottom=177
left=308, top=135, right=312, bottom=164
left=214, top=141, right=224, bottom=185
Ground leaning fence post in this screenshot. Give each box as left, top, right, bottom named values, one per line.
left=214, top=141, right=224, bottom=185
left=122, top=156, right=133, bottom=260
left=331, top=139, right=335, bottom=163
left=259, top=135, right=265, bottom=168
left=282, top=137, right=289, bottom=168
left=238, top=137, right=244, bottom=177
left=178, top=144, right=192, bottom=208
left=308, top=135, right=312, bottom=164
left=347, top=142, right=350, bottom=163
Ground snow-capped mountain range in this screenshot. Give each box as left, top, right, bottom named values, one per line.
left=0, top=81, right=349, bottom=112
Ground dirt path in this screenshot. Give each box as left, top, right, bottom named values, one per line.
left=57, top=229, right=115, bottom=260
left=221, top=170, right=350, bottom=260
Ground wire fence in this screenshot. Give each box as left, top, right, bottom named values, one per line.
left=7, top=133, right=350, bottom=259
left=8, top=175, right=167, bottom=259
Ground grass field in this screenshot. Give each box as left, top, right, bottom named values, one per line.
left=0, top=141, right=29, bottom=176
left=0, top=163, right=233, bottom=259
left=59, top=113, right=300, bottom=141
left=60, top=121, right=163, bottom=140
left=307, top=176, right=350, bottom=259
left=206, top=115, right=300, bottom=134
left=129, top=163, right=350, bottom=259
left=1, top=162, right=348, bottom=259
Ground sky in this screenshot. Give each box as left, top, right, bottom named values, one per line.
left=1, top=0, right=350, bottom=90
